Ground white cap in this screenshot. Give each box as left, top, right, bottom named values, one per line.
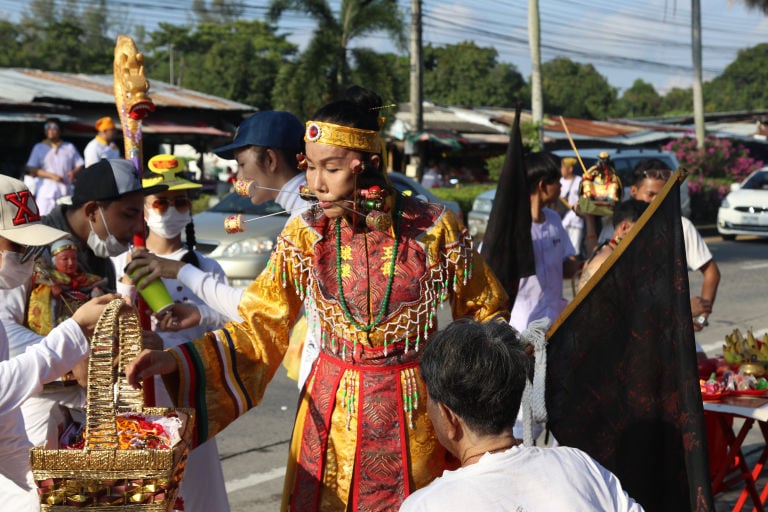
left=0, top=175, right=68, bottom=246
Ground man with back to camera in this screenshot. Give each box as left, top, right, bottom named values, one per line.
left=399, top=318, right=644, bottom=511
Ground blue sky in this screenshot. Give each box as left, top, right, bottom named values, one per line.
left=1, top=0, right=765, bottom=95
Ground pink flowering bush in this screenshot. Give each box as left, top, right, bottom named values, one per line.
left=663, top=134, right=762, bottom=181
left=663, top=135, right=763, bottom=222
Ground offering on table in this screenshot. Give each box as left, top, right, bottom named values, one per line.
left=722, top=328, right=768, bottom=365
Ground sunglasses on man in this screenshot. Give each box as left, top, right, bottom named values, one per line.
left=634, top=169, right=673, bottom=181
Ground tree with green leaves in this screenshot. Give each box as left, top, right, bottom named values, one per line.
left=268, top=0, right=405, bottom=110
left=540, top=57, right=616, bottom=119
left=613, top=79, right=662, bottom=118
left=661, top=87, right=693, bottom=116
left=704, top=43, right=768, bottom=112
left=192, top=0, right=245, bottom=23
left=145, top=20, right=297, bottom=110
left=742, top=0, right=768, bottom=14
left=422, top=42, right=525, bottom=107
left=15, top=0, right=115, bottom=73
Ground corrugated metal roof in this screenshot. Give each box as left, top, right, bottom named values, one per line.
left=0, top=68, right=255, bottom=111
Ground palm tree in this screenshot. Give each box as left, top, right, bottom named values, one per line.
left=742, top=0, right=768, bottom=13
left=268, top=0, right=405, bottom=108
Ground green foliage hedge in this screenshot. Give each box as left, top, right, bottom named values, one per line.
left=432, top=183, right=496, bottom=217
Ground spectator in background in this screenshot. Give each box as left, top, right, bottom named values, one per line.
left=509, top=152, right=581, bottom=442
left=421, top=160, right=443, bottom=188
left=510, top=152, right=581, bottom=334
left=25, top=118, right=84, bottom=215
left=83, top=116, right=120, bottom=167
left=577, top=199, right=648, bottom=292
left=400, top=318, right=644, bottom=512
left=559, top=157, right=585, bottom=256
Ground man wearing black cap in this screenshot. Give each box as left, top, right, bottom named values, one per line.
left=0, top=158, right=165, bottom=448
left=214, top=110, right=307, bottom=214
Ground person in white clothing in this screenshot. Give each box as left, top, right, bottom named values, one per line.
left=400, top=318, right=644, bottom=512
left=25, top=118, right=84, bottom=214
left=0, top=174, right=116, bottom=512
left=509, top=152, right=581, bottom=441
left=599, top=159, right=720, bottom=354
left=0, top=159, right=163, bottom=449
left=559, top=156, right=584, bottom=255
left=117, top=156, right=231, bottom=512
left=510, top=152, right=581, bottom=333
left=83, top=116, right=121, bottom=167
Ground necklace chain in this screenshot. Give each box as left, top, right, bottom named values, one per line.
left=335, top=199, right=400, bottom=332
left=461, top=443, right=516, bottom=466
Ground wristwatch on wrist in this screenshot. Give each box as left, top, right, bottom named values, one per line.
left=694, top=315, right=709, bottom=327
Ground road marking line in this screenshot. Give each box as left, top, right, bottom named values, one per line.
left=226, top=467, right=285, bottom=493
left=742, top=262, right=768, bottom=270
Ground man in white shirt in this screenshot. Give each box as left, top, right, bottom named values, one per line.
left=83, top=116, right=120, bottom=167
left=400, top=319, right=644, bottom=512
left=0, top=174, right=115, bottom=511
left=600, top=159, right=720, bottom=342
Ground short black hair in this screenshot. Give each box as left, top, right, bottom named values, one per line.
left=612, top=198, right=649, bottom=227
left=525, top=152, right=561, bottom=194
left=632, top=158, right=672, bottom=186
left=420, top=319, right=531, bottom=436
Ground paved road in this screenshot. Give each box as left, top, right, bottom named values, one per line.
left=214, top=234, right=768, bottom=511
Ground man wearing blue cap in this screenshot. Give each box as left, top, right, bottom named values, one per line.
left=213, top=110, right=307, bottom=212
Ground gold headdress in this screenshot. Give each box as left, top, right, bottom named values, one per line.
left=305, top=121, right=382, bottom=153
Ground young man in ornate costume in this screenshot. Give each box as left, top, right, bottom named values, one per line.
left=127, top=86, right=509, bottom=511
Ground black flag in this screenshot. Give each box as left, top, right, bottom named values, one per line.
left=546, top=172, right=714, bottom=512
left=480, top=104, right=535, bottom=304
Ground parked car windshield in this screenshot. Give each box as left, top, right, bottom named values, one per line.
left=741, top=170, right=768, bottom=190
left=208, top=193, right=287, bottom=215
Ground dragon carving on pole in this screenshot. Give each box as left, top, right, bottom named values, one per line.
left=113, top=35, right=156, bottom=406
left=113, top=35, right=155, bottom=169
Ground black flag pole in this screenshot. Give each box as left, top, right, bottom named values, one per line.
left=546, top=170, right=714, bottom=512
left=479, top=103, right=535, bottom=305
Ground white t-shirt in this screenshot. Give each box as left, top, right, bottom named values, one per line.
left=0, top=318, right=88, bottom=512
left=600, top=216, right=711, bottom=272
left=560, top=176, right=584, bottom=229
left=400, top=445, right=644, bottom=512
left=510, top=208, right=576, bottom=332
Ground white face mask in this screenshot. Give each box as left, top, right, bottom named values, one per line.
left=145, top=207, right=191, bottom=240
left=0, top=251, right=35, bottom=289
left=87, top=207, right=130, bottom=257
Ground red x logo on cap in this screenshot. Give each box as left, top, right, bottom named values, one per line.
left=5, top=191, right=41, bottom=225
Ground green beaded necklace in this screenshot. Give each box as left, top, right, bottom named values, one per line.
left=335, top=198, right=401, bottom=332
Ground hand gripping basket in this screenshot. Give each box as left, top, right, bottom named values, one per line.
left=30, top=298, right=195, bottom=510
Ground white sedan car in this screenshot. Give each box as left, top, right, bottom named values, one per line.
left=717, top=167, right=768, bottom=241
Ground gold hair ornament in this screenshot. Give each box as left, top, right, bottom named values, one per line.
left=305, top=121, right=382, bottom=153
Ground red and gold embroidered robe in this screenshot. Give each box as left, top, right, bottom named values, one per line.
left=167, top=196, right=509, bottom=511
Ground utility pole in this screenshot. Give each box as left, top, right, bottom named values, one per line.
left=169, top=43, right=174, bottom=86
left=692, top=0, right=706, bottom=148
left=528, top=0, right=544, bottom=149
left=410, top=0, right=424, bottom=179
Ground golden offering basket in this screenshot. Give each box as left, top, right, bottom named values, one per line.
left=30, top=299, right=195, bottom=511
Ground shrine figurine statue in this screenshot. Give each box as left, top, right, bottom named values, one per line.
left=578, top=151, right=623, bottom=217
left=26, top=238, right=107, bottom=336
